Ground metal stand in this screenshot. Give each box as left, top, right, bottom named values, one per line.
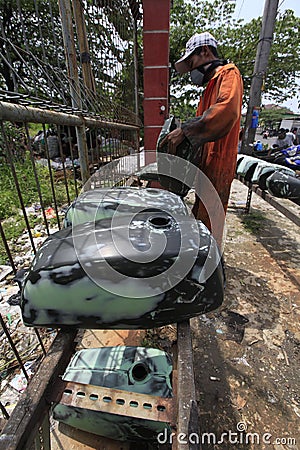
left=0, top=321, right=199, bottom=449
left=237, top=175, right=300, bottom=227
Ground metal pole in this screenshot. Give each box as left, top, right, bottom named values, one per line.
left=0, top=101, right=139, bottom=131
left=0, top=313, right=29, bottom=381
left=0, top=121, right=36, bottom=255
left=0, top=221, right=17, bottom=274
left=58, top=0, right=90, bottom=183
left=241, top=0, right=279, bottom=154
left=0, top=401, right=10, bottom=419
left=133, top=18, right=139, bottom=117
left=34, top=329, right=47, bottom=356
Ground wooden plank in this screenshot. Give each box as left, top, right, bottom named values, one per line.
left=176, top=320, right=199, bottom=450
left=0, top=329, right=78, bottom=450
left=254, top=185, right=300, bottom=227
left=236, top=175, right=300, bottom=227
left=52, top=423, right=129, bottom=450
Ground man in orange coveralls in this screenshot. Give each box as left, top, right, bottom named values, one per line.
left=162, top=32, right=243, bottom=249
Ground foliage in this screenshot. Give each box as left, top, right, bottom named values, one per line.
left=77, top=0, right=139, bottom=115
left=0, top=151, right=78, bottom=263
left=28, top=123, right=43, bottom=138
left=0, top=121, right=75, bottom=264
left=226, top=9, right=300, bottom=104
left=0, top=0, right=65, bottom=99
left=0, top=0, right=138, bottom=115
left=169, top=0, right=300, bottom=118
left=0, top=153, right=76, bottom=221
left=0, top=215, right=39, bottom=265
left=0, top=123, right=78, bottom=223
left=0, top=122, right=26, bottom=161
left=258, top=106, right=293, bottom=130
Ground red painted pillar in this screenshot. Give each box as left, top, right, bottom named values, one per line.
left=142, top=0, right=170, bottom=165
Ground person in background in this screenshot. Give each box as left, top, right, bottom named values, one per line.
left=254, top=140, right=263, bottom=151
left=263, top=130, right=269, bottom=139
left=286, top=128, right=296, bottom=145
left=238, top=127, right=244, bottom=154
left=160, top=32, right=243, bottom=248
left=274, top=128, right=294, bottom=150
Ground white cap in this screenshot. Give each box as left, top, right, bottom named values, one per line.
left=175, top=32, right=218, bottom=74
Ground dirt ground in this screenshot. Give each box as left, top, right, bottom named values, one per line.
left=149, top=178, right=300, bottom=449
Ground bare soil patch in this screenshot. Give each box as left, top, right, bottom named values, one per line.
left=149, top=179, right=300, bottom=450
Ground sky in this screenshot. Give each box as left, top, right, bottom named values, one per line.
left=232, top=0, right=300, bottom=113
left=232, top=0, right=300, bottom=22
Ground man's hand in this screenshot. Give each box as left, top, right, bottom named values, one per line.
left=159, top=128, right=185, bottom=155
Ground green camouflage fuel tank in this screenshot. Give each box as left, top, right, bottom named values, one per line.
left=157, top=116, right=202, bottom=197
left=21, top=188, right=224, bottom=329
left=63, top=186, right=188, bottom=227
left=52, top=346, right=172, bottom=441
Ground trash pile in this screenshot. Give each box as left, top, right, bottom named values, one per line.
left=0, top=270, right=56, bottom=419
left=0, top=204, right=63, bottom=422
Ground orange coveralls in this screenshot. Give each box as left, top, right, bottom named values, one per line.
left=181, top=63, right=243, bottom=248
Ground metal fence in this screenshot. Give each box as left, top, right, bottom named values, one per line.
left=0, top=0, right=143, bottom=436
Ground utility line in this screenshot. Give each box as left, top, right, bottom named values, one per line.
left=236, top=0, right=245, bottom=20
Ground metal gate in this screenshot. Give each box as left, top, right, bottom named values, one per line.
left=0, top=0, right=143, bottom=439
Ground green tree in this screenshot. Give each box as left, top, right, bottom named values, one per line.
left=224, top=9, right=300, bottom=104
left=169, top=0, right=300, bottom=118
left=0, top=0, right=139, bottom=116
left=258, top=106, right=293, bottom=131
left=0, top=0, right=65, bottom=97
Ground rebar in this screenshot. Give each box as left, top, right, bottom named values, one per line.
left=0, top=314, right=29, bottom=381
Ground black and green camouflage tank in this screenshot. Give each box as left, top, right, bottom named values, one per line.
left=52, top=346, right=172, bottom=441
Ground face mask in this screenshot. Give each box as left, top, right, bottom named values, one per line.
left=190, top=68, right=205, bottom=86
left=190, top=60, right=224, bottom=86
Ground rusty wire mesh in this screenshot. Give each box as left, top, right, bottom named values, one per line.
left=0, top=0, right=143, bottom=426
left=0, top=0, right=142, bottom=124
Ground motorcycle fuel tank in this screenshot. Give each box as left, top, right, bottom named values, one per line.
left=156, top=116, right=201, bottom=198
left=266, top=171, right=300, bottom=204
left=64, top=186, right=188, bottom=227
left=251, top=161, right=295, bottom=189
left=52, top=346, right=173, bottom=441
left=21, top=207, right=224, bottom=329
left=236, top=155, right=260, bottom=181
